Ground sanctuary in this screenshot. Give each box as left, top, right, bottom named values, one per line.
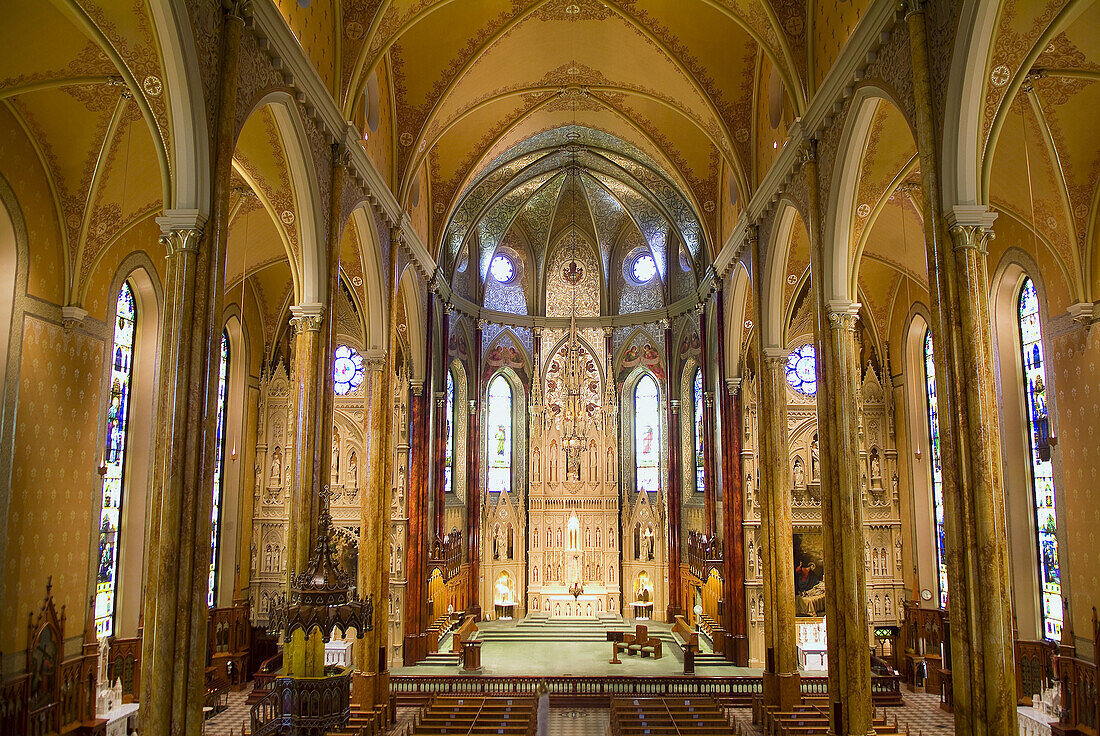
left=0, top=1, right=1098, bottom=736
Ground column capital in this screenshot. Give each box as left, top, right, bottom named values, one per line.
left=826, top=300, right=861, bottom=332
left=947, top=206, right=998, bottom=251
left=670, top=399, right=681, bottom=414
left=726, top=377, right=741, bottom=396
left=289, top=303, right=324, bottom=332
left=410, top=379, right=424, bottom=396
left=157, top=210, right=206, bottom=257
left=435, top=391, right=446, bottom=408
left=762, top=346, right=787, bottom=365
left=61, top=305, right=88, bottom=333
left=363, top=352, right=385, bottom=373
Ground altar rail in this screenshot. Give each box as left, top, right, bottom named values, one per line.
left=390, top=674, right=901, bottom=707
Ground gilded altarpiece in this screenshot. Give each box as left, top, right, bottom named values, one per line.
left=526, top=336, right=622, bottom=618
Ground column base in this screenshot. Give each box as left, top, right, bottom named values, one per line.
left=763, top=671, right=802, bottom=710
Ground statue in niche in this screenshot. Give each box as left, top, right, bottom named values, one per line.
left=254, top=462, right=262, bottom=495
left=348, top=452, right=358, bottom=489
left=810, top=436, right=819, bottom=479
left=793, top=457, right=805, bottom=489
left=884, top=594, right=892, bottom=616
left=533, top=448, right=540, bottom=481
left=891, top=473, right=899, bottom=496
left=895, top=539, right=903, bottom=569
left=865, top=541, right=871, bottom=568
left=641, top=527, right=654, bottom=561
left=566, top=451, right=580, bottom=481
left=270, top=448, right=282, bottom=487
left=550, top=442, right=559, bottom=482
left=607, top=449, right=615, bottom=480
left=870, top=454, right=881, bottom=479
left=494, top=525, right=508, bottom=560
left=332, top=432, right=340, bottom=482
left=748, top=541, right=755, bottom=577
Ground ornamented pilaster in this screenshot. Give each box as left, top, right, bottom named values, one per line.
left=665, top=326, right=683, bottom=619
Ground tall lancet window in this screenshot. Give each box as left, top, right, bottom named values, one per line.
left=487, top=375, right=512, bottom=493
left=1018, top=277, right=1062, bottom=640
left=922, top=329, right=948, bottom=608
left=208, top=331, right=230, bottom=607
left=443, top=368, right=455, bottom=494
left=634, top=375, right=660, bottom=494
left=693, top=368, right=704, bottom=495
left=95, top=283, right=137, bottom=637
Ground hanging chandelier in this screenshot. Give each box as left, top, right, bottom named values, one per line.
left=560, top=144, right=588, bottom=466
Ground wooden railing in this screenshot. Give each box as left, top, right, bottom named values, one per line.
left=686, top=531, right=723, bottom=580
left=390, top=673, right=902, bottom=706
left=248, top=650, right=285, bottom=705
left=1054, top=607, right=1100, bottom=736
left=108, top=635, right=142, bottom=702
left=1015, top=638, right=1057, bottom=705
left=428, top=530, right=464, bottom=583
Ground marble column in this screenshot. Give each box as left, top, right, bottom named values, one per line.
left=403, top=381, right=427, bottom=664
left=141, top=7, right=244, bottom=733
left=466, top=322, right=483, bottom=619
left=757, top=350, right=800, bottom=709
left=803, top=137, right=872, bottom=736
left=354, top=355, right=390, bottom=707
left=433, top=301, right=451, bottom=540
left=721, top=373, right=749, bottom=665
left=664, top=323, right=684, bottom=620
left=698, top=305, right=718, bottom=536
left=284, top=304, right=325, bottom=677
left=907, top=3, right=1017, bottom=734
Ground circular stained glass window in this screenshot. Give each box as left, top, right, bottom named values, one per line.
left=632, top=253, right=658, bottom=283
left=785, top=344, right=817, bottom=395
left=490, top=254, right=515, bottom=283
left=334, top=345, right=364, bottom=395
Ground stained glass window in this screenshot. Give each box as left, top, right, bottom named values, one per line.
left=208, top=332, right=230, bottom=607
left=443, top=369, right=455, bottom=494
left=490, top=254, right=515, bottom=283
left=95, top=283, right=136, bottom=637
left=786, top=344, right=817, bottom=395
left=487, top=375, right=512, bottom=493
left=922, top=329, right=948, bottom=608
left=1018, top=277, right=1062, bottom=641
left=632, top=253, right=657, bottom=283
left=635, top=374, right=661, bottom=494
left=693, top=368, right=704, bottom=495
left=334, top=344, right=364, bottom=395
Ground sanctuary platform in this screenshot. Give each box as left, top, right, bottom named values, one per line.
left=392, top=616, right=795, bottom=677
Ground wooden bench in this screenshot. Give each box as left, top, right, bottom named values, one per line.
left=412, top=696, right=536, bottom=736
left=451, top=614, right=479, bottom=654
left=611, top=696, right=733, bottom=736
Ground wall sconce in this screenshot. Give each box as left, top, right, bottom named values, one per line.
left=914, top=448, right=922, bottom=460
left=231, top=446, right=239, bottom=461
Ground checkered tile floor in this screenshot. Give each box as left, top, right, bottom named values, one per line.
left=203, top=685, right=955, bottom=736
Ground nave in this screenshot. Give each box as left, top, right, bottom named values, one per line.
left=1, top=1, right=1099, bottom=735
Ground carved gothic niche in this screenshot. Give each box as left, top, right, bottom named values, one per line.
left=27, top=580, right=64, bottom=717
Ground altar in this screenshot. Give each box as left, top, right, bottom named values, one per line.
left=544, top=592, right=607, bottom=618
left=796, top=617, right=828, bottom=670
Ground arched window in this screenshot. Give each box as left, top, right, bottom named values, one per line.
left=487, top=375, right=512, bottom=493
left=922, top=329, right=948, bottom=607
left=634, top=374, right=660, bottom=494
left=693, top=368, right=704, bottom=495
left=95, top=283, right=136, bottom=637
left=1018, top=277, right=1061, bottom=641
left=333, top=344, right=364, bottom=395
left=208, top=331, right=230, bottom=607
left=443, top=368, right=455, bottom=494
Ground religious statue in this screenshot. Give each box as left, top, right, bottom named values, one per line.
left=494, top=525, right=508, bottom=560
left=348, top=452, right=358, bottom=489
left=810, top=437, right=819, bottom=479
left=332, top=435, right=340, bottom=481
left=270, top=449, right=282, bottom=487
left=793, top=458, right=805, bottom=489
left=641, top=528, right=654, bottom=561
left=870, top=455, right=881, bottom=479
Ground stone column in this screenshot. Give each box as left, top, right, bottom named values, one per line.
left=698, top=305, right=717, bottom=536
left=284, top=304, right=325, bottom=677
left=354, top=355, right=390, bottom=707
left=907, top=3, right=1017, bottom=734
left=433, top=301, right=451, bottom=540
left=466, top=322, right=484, bottom=619
left=817, top=302, right=872, bottom=736
left=803, top=136, right=872, bottom=736
left=403, top=381, right=427, bottom=664
left=757, top=350, right=800, bottom=709
left=664, top=323, right=684, bottom=620
left=721, top=375, right=749, bottom=665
